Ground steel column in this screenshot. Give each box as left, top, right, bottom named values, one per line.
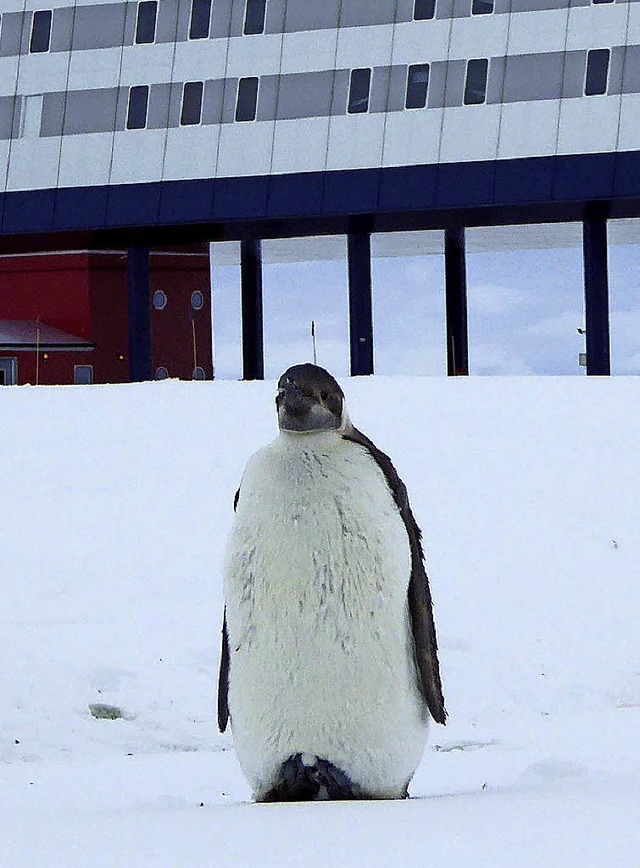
left=348, top=231, right=374, bottom=376
left=240, top=238, right=264, bottom=380
left=583, top=216, right=611, bottom=376
left=127, top=245, right=152, bottom=382
left=444, top=227, right=469, bottom=376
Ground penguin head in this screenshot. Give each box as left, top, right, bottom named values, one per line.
left=276, top=364, right=347, bottom=433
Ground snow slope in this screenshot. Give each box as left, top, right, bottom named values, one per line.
left=1, top=376, right=639, bottom=867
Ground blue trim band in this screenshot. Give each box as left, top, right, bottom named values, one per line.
left=1, top=151, right=640, bottom=239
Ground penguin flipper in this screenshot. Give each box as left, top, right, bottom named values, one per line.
left=217, top=609, right=230, bottom=732
left=342, top=425, right=447, bottom=725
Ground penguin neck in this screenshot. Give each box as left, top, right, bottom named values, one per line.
left=278, top=429, right=343, bottom=451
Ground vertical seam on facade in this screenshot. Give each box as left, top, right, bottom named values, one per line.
left=4, top=1, right=29, bottom=195
left=377, top=3, right=400, bottom=184
left=106, top=2, right=132, bottom=188
left=266, top=6, right=286, bottom=184
left=553, top=0, right=574, bottom=160
left=158, top=2, right=181, bottom=186
left=323, top=0, right=345, bottom=180
left=212, top=1, right=235, bottom=179
left=435, top=7, right=457, bottom=167
left=493, top=1, right=513, bottom=167
left=54, top=0, right=79, bottom=191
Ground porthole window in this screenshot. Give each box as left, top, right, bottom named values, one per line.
left=153, top=289, right=167, bottom=310
left=155, top=366, right=169, bottom=380
left=193, top=366, right=206, bottom=380
left=191, top=290, right=205, bottom=311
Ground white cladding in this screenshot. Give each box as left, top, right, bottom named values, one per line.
left=0, top=0, right=639, bottom=192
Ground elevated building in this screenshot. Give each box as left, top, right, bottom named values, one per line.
left=1, top=0, right=639, bottom=379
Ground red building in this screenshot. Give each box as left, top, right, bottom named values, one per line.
left=0, top=247, right=213, bottom=386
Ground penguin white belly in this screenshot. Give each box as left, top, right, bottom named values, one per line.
left=224, top=431, right=429, bottom=799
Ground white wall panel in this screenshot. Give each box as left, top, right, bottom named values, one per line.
left=0, top=142, right=10, bottom=192
left=271, top=117, right=331, bottom=174
left=382, top=111, right=443, bottom=167
left=391, top=20, right=451, bottom=65
left=17, top=53, right=70, bottom=95
left=280, top=30, right=341, bottom=75
left=118, top=45, right=177, bottom=88
left=448, top=15, right=510, bottom=61
left=616, top=94, right=640, bottom=152
left=171, top=40, right=228, bottom=83
left=109, top=129, right=166, bottom=184
left=66, top=47, right=123, bottom=91
left=6, top=138, right=61, bottom=190
left=225, top=34, right=285, bottom=78
left=507, top=10, right=571, bottom=57
left=440, top=104, right=502, bottom=163
left=325, top=113, right=387, bottom=171
left=629, top=3, right=640, bottom=44
left=498, top=100, right=560, bottom=160
left=564, top=5, right=629, bottom=51
left=216, top=121, right=276, bottom=176
left=334, top=24, right=395, bottom=71
left=57, top=132, right=113, bottom=186
left=162, top=126, right=220, bottom=181
left=557, top=96, right=621, bottom=155
left=0, top=59, right=21, bottom=98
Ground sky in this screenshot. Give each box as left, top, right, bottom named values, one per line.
left=210, top=223, right=640, bottom=379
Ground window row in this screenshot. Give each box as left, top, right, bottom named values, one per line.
left=1, top=0, right=620, bottom=59
left=123, top=48, right=613, bottom=132
left=1, top=48, right=626, bottom=142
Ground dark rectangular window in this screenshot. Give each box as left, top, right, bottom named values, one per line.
left=406, top=64, right=430, bottom=109
left=348, top=68, right=371, bottom=114
left=74, top=365, right=93, bottom=385
left=472, top=0, right=494, bottom=13
left=30, top=10, right=52, bottom=53
left=189, top=0, right=212, bottom=39
left=592, top=0, right=614, bottom=4
left=236, top=77, right=259, bottom=121
left=585, top=48, right=609, bottom=96
left=244, top=0, right=266, bottom=35
left=181, top=81, right=204, bottom=125
left=126, top=85, right=149, bottom=129
left=135, top=1, right=157, bottom=44
left=464, top=58, right=488, bottom=105
left=414, top=0, right=436, bottom=20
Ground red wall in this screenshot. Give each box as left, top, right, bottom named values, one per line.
left=0, top=249, right=213, bottom=385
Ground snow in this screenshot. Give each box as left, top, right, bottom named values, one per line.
left=1, top=376, right=639, bottom=867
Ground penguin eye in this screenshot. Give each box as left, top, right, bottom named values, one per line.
left=320, top=391, right=328, bottom=401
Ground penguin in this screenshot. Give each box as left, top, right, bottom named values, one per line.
left=217, top=363, right=446, bottom=801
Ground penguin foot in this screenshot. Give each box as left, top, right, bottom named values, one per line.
left=260, top=754, right=360, bottom=802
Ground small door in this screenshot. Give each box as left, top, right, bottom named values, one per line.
left=0, top=358, right=18, bottom=385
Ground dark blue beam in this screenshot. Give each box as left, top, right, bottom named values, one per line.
left=583, top=216, right=611, bottom=376
left=240, top=238, right=264, bottom=380
left=348, top=231, right=374, bottom=376
left=127, top=245, right=152, bottom=382
left=444, top=227, right=469, bottom=376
